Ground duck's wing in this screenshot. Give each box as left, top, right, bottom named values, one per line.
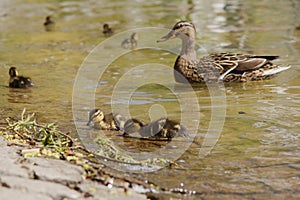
left=207, top=53, right=279, bottom=80
left=236, top=55, right=278, bottom=71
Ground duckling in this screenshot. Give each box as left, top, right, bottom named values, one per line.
left=124, top=117, right=188, bottom=141
left=87, top=108, right=126, bottom=130
left=43, top=15, right=55, bottom=32
left=157, top=21, right=290, bottom=83
left=102, top=23, right=113, bottom=35
left=121, top=32, right=138, bottom=49
left=9, top=67, right=33, bottom=88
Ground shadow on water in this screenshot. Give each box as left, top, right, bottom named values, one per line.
left=0, top=0, right=299, bottom=198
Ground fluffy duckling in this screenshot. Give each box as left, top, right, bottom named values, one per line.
left=9, top=67, right=33, bottom=88
left=87, top=108, right=126, bottom=130
left=121, top=32, right=138, bottom=49
left=124, top=117, right=188, bottom=141
left=102, top=23, right=113, bottom=35
left=43, top=16, right=55, bottom=32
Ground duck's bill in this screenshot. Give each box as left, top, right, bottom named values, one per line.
left=157, top=30, right=176, bottom=43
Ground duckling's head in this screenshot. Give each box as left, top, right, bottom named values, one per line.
left=167, top=123, right=189, bottom=139
left=154, top=118, right=189, bottom=140
left=87, top=109, right=104, bottom=126
left=103, top=23, right=109, bottom=30
left=157, top=21, right=196, bottom=42
left=45, top=16, right=51, bottom=21
left=9, top=67, right=18, bottom=77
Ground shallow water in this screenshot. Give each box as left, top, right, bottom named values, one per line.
left=0, top=0, right=300, bottom=198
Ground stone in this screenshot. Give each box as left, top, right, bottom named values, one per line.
left=78, top=180, right=147, bottom=200
left=0, top=158, right=29, bottom=178
left=24, top=157, right=84, bottom=184
left=1, top=175, right=82, bottom=199
left=0, top=187, right=52, bottom=200
left=0, top=138, right=30, bottom=178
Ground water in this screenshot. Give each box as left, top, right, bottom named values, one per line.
left=0, top=0, right=299, bottom=198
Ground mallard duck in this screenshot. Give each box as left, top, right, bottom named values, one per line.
left=102, top=23, right=113, bottom=35
left=121, top=32, right=138, bottom=49
left=123, top=117, right=188, bottom=141
left=9, top=67, right=33, bottom=88
left=87, top=108, right=126, bottom=130
left=157, top=21, right=290, bottom=83
left=43, top=16, right=55, bottom=32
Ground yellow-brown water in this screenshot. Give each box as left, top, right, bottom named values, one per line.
left=0, top=0, right=299, bottom=198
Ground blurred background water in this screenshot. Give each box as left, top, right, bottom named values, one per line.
left=0, top=0, right=299, bottom=198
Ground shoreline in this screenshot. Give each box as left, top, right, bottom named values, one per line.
left=0, top=111, right=150, bottom=200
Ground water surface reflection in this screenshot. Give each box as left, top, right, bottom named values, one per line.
left=0, top=0, right=299, bottom=198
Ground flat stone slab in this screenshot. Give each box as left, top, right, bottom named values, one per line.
left=24, top=157, right=84, bottom=184
left=78, top=180, right=147, bottom=200
left=1, top=175, right=82, bottom=199
left=0, top=158, right=30, bottom=178
left=0, top=187, right=52, bottom=200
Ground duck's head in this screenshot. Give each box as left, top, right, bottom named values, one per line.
left=157, top=21, right=196, bottom=43
left=9, top=67, right=18, bottom=77
left=87, top=109, right=104, bottom=126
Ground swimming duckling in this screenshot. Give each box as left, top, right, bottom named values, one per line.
left=121, top=32, right=138, bottom=49
left=43, top=16, right=55, bottom=32
left=9, top=67, right=33, bottom=88
left=102, top=23, right=113, bottom=35
left=87, top=108, right=126, bottom=130
left=124, top=117, right=188, bottom=141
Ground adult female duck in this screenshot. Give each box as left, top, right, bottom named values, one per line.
left=157, top=21, right=290, bottom=83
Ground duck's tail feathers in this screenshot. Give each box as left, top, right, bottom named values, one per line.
left=262, top=65, right=291, bottom=76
